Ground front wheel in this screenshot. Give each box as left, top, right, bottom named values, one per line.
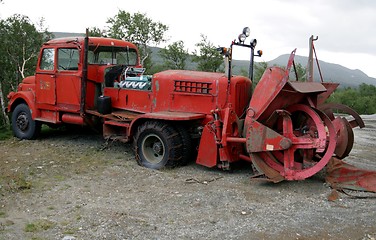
left=134, top=121, right=183, bottom=169
left=11, top=103, right=41, bottom=140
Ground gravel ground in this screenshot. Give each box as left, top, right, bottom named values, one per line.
left=1, top=115, right=376, bottom=240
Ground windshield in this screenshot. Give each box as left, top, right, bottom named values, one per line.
left=88, top=45, right=138, bottom=66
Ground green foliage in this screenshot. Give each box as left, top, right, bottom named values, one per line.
left=106, top=11, right=168, bottom=66
left=327, top=83, right=376, bottom=114
left=0, top=15, right=51, bottom=81
left=142, top=47, right=155, bottom=74
left=159, top=40, right=188, bottom=70
left=147, top=63, right=168, bottom=75
left=253, top=61, right=268, bottom=85
left=292, top=62, right=307, bottom=81
left=192, top=34, right=223, bottom=72
left=88, top=26, right=106, bottom=37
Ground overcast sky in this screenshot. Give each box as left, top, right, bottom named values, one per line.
left=1, top=0, right=376, bottom=78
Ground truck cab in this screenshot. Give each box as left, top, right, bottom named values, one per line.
left=7, top=36, right=141, bottom=138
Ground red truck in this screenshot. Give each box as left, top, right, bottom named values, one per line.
left=7, top=28, right=366, bottom=184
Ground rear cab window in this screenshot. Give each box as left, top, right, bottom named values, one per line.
left=58, top=48, right=79, bottom=71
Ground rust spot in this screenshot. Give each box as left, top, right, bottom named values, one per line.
left=327, top=189, right=339, bottom=201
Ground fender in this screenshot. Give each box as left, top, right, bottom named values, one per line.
left=7, top=91, right=38, bottom=119
left=128, top=111, right=207, bottom=137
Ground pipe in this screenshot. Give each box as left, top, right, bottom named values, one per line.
left=249, top=47, right=255, bottom=81
left=226, top=137, right=247, bottom=143
left=62, top=113, right=84, bottom=125
left=80, top=28, right=89, bottom=116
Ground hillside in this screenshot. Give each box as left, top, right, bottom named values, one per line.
left=52, top=32, right=85, bottom=38
left=267, top=54, right=376, bottom=88
left=151, top=47, right=376, bottom=88
left=229, top=55, right=376, bottom=88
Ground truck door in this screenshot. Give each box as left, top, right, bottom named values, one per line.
left=55, top=48, right=81, bottom=111
left=35, top=48, right=56, bottom=105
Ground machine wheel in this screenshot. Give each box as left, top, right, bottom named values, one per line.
left=319, top=102, right=363, bottom=158
left=12, top=103, right=41, bottom=140
left=257, top=104, right=336, bottom=181
left=134, top=121, right=183, bottom=169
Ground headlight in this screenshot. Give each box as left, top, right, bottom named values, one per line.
left=243, top=27, right=250, bottom=37
left=238, top=33, right=247, bottom=43
left=250, top=39, right=257, bottom=48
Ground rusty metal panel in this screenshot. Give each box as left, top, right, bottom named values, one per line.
left=317, top=82, right=339, bottom=105
left=249, top=66, right=287, bottom=120
left=196, top=124, right=218, bottom=168
left=287, top=81, right=327, bottom=93
left=246, top=120, right=291, bottom=153
left=326, top=157, right=376, bottom=192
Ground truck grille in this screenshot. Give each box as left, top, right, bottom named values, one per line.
left=174, top=80, right=212, bottom=94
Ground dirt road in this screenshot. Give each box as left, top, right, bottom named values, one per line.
left=1, top=115, right=376, bottom=240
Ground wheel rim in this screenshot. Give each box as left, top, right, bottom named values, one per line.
left=16, top=112, right=29, bottom=132
left=141, top=133, right=165, bottom=164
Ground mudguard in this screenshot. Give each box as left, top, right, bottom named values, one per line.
left=7, top=91, right=37, bottom=119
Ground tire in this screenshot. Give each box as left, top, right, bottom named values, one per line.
left=12, top=103, right=41, bottom=140
left=134, top=121, right=183, bottom=169
left=175, top=124, right=194, bottom=165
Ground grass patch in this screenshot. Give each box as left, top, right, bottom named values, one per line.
left=24, top=219, right=55, bottom=232
left=62, top=228, right=78, bottom=235
left=1, top=173, right=32, bottom=192
left=53, top=175, right=66, bottom=181
left=0, top=211, right=6, bottom=218
left=47, top=206, right=55, bottom=211
left=0, top=125, right=12, bottom=140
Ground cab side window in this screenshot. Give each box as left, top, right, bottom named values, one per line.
left=40, top=48, right=55, bottom=71
left=58, top=48, right=79, bottom=71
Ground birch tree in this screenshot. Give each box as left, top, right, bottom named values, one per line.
left=0, top=14, right=51, bottom=126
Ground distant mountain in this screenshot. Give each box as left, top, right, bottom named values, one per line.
left=52, top=32, right=85, bottom=38
left=232, top=54, right=376, bottom=88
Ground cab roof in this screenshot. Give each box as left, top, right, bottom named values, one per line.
left=44, top=37, right=138, bottom=49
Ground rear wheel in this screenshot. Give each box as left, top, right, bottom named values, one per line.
left=175, top=124, right=194, bottom=165
left=134, top=121, right=183, bottom=169
left=12, top=103, right=41, bottom=140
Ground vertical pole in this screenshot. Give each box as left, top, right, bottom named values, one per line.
left=227, top=44, right=233, bottom=84
left=306, top=35, right=318, bottom=82
left=80, top=28, right=89, bottom=116
left=249, top=47, right=255, bottom=81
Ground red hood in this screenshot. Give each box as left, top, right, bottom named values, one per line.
left=22, top=76, right=35, bottom=84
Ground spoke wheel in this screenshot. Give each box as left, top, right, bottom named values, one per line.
left=259, top=104, right=336, bottom=180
